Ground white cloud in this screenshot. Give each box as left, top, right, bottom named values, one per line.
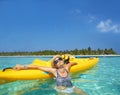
left=70, top=9, right=81, bottom=16
left=97, top=19, right=120, bottom=33
left=88, top=14, right=96, bottom=23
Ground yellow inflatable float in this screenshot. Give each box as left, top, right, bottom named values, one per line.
left=0, top=55, right=99, bottom=84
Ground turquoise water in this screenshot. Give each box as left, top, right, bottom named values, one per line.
left=0, top=56, right=120, bottom=95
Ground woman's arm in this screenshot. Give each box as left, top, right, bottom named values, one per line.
left=14, top=64, right=55, bottom=73
left=69, top=62, right=77, bottom=66
left=65, top=62, right=77, bottom=71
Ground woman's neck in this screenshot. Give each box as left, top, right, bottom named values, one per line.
left=59, top=65, right=64, bottom=69
left=58, top=67, right=67, bottom=77
left=58, top=66, right=66, bottom=73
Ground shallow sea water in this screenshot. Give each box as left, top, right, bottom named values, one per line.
left=0, top=56, right=120, bottom=95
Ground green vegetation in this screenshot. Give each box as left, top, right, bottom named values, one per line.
left=0, top=47, right=117, bottom=56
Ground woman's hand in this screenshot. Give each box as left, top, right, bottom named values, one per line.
left=13, top=64, right=24, bottom=70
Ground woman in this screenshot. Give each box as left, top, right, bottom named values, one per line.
left=14, top=55, right=88, bottom=95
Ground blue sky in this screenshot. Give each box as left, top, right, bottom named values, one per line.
left=0, top=0, right=120, bottom=53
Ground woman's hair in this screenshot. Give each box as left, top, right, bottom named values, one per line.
left=51, top=55, right=62, bottom=68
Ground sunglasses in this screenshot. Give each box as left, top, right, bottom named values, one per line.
left=53, top=57, right=63, bottom=65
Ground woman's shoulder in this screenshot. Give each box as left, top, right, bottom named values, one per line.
left=51, top=68, right=57, bottom=72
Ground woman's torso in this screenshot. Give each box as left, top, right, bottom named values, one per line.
left=55, top=68, right=73, bottom=87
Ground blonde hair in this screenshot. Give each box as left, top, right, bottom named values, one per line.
left=51, top=55, right=62, bottom=68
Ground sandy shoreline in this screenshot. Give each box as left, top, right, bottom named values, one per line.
left=0, top=55, right=120, bottom=57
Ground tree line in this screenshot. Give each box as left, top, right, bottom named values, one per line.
left=0, top=47, right=117, bottom=56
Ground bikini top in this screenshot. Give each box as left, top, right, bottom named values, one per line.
left=55, top=69, right=73, bottom=87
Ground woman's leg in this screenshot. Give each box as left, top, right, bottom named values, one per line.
left=57, top=92, right=70, bottom=95
left=74, top=87, right=88, bottom=95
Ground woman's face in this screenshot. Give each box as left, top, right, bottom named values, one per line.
left=54, top=57, right=64, bottom=68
